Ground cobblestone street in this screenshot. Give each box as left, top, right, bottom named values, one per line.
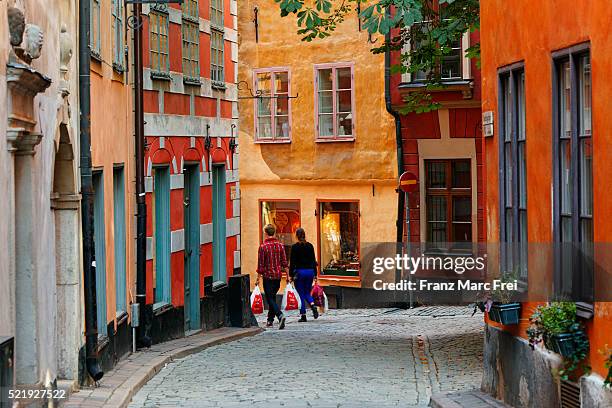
left=128, top=307, right=484, bottom=408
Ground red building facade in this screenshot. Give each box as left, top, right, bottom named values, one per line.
left=141, top=0, right=240, bottom=340
left=390, top=29, right=484, bottom=261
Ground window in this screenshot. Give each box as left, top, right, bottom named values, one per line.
left=112, top=0, right=124, bottom=70
left=254, top=70, right=291, bottom=141
left=150, top=11, right=170, bottom=76
left=152, top=167, right=171, bottom=306
left=182, top=0, right=200, bottom=82
left=210, top=0, right=223, bottom=28
left=92, top=172, right=107, bottom=336
left=315, top=64, right=355, bottom=140
left=409, top=4, right=462, bottom=82
left=210, top=0, right=224, bottom=86
left=425, top=160, right=472, bottom=252
left=113, top=167, right=127, bottom=315
left=553, top=47, right=593, bottom=308
left=318, top=201, right=360, bottom=277
left=260, top=200, right=300, bottom=259
left=499, top=66, right=527, bottom=280
left=211, top=30, right=224, bottom=85
left=90, top=0, right=101, bottom=58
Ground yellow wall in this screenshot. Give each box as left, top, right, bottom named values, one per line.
left=238, top=0, right=398, bottom=287
left=90, top=0, right=135, bottom=327
left=241, top=182, right=398, bottom=288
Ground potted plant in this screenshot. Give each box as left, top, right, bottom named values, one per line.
left=527, top=302, right=590, bottom=379
left=487, top=272, right=521, bottom=325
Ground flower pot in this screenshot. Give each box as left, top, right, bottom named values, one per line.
left=490, top=303, right=521, bottom=325
left=488, top=307, right=500, bottom=323
left=551, top=332, right=587, bottom=358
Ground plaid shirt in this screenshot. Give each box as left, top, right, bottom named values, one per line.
left=257, top=237, right=288, bottom=280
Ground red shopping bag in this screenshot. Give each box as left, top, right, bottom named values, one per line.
left=250, top=286, right=264, bottom=315
left=282, top=283, right=301, bottom=312
left=311, top=283, right=325, bottom=307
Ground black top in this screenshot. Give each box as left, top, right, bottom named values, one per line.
left=289, top=241, right=317, bottom=276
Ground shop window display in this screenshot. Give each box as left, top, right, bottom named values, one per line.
left=260, top=200, right=301, bottom=258
left=319, top=201, right=360, bottom=277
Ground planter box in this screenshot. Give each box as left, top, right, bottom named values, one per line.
left=489, top=303, right=521, bottom=325
left=551, top=331, right=587, bottom=358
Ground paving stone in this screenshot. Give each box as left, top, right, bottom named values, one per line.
left=127, top=307, right=484, bottom=408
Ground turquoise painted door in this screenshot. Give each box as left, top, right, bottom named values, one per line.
left=212, top=165, right=226, bottom=283
left=154, top=166, right=171, bottom=306
left=92, top=172, right=107, bottom=336
left=183, top=165, right=201, bottom=331
left=113, top=167, right=127, bottom=314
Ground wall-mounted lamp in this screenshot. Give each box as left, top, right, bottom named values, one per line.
left=204, top=124, right=212, bottom=150
left=229, top=124, right=237, bottom=152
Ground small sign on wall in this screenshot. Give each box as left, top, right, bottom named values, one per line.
left=483, top=111, right=494, bottom=137
left=230, top=185, right=238, bottom=200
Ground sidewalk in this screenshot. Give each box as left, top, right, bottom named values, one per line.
left=61, top=326, right=262, bottom=408
left=430, top=390, right=511, bottom=408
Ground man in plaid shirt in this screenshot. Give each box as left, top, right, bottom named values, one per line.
left=256, top=224, right=288, bottom=329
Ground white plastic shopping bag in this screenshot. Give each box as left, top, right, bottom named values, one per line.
left=250, top=286, right=264, bottom=315
left=322, top=291, right=329, bottom=314
left=281, top=283, right=301, bottom=312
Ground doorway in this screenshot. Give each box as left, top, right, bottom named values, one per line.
left=183, top=164, right=201, bottom=332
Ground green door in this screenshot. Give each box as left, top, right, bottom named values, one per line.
left=212, top=165, right=227, bottom=283
left=183, top=165, right=201, bottom=331
left=92, top=171, right=107, bottom=336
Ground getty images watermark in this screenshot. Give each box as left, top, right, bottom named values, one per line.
left=370, top=254, right=518, bottom=292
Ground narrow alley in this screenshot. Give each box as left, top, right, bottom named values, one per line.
left=128, top=307, right=484, bottom=408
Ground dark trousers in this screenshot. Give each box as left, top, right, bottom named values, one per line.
left=263, top=278, right=282, bottom=322
left=294, top=268, right=315, bottom=315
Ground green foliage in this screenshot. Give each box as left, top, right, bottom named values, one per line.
left=527, top=303, right=590, bottom=380
left=273, top=0, right=480, bottom=112
left=599, top=345, right=612, bottom=388
left=490, top=270, right=519, bottom=303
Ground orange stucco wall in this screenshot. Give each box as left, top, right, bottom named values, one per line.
left=90, top=1, right=135, bottom=329
left=480, top=0, right=612, bottom=378
left=238, top=0, right=398, bottom=288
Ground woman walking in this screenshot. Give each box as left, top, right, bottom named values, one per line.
left=289, top=228, right=319, bottom=322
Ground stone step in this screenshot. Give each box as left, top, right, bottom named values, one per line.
left=430, top=390, right=512, bottom=408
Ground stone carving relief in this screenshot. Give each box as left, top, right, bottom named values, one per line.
left=7, top=7, right=25, bottom=47
left=7, top=6, right=44, bottom=66
left=20, top=24, right=44, bottom=64
left=5, top=5, right=52, bottom=153
left=59, top=24, right=72, bottom=97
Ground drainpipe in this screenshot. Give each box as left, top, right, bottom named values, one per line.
left=384, top=18, right=405, bottom=244
left=133, top=2, right=151, bottom=348
left=79, top=0, right=104, bottom=382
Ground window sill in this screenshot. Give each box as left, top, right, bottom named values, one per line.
left=90, top=51, right=102, bottom=63
left=211, top=81, right=226, bottom=91
left=150, top=71, right=171, bottom=81
left=317, top=274, right=360, bottom=282
left=153, top=301, right=172, bottom=316
left=254, top=139, right=291, bottom=144
left=112, top=62, right=125, bottom=74
left=183, top=76, right=202, bottom=86
left=315, top=137, right=355, bottom=143
left=399, top=79, right=474, bottom=99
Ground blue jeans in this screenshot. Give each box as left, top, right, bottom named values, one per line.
left=294, top=268, right=315, bottom=315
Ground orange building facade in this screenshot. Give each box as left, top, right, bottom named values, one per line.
left=237, top=0, right=399, bottom=306
left=480, top=1, right=612, bottom=406
left=89, top=0, right=136, bottom=371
